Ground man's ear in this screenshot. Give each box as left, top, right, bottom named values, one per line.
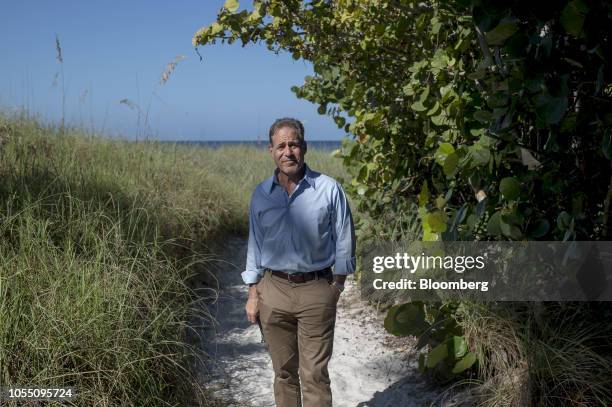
left=302, top=140, right=307, bottom=154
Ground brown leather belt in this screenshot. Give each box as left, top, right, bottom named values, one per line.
left=267, top=267, right=332, bottom=283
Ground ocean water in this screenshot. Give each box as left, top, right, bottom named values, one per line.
left=167, top=140, right=342, bottom=151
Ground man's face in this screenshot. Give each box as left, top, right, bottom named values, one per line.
left=269, top=126, right=307, bottom=178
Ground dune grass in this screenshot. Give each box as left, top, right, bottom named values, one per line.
left=0, top=114, right=346, bottom=406
left=460, top=302, right=612, bottom=406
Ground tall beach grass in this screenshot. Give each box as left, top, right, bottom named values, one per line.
left=459, top=302, right=612, bottom=406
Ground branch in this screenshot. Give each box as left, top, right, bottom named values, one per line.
left=473, top=23, right=493, bottom=67
left=603, top=163, right=612, bottom=238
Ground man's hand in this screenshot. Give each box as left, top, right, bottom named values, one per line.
left=330, top=283, right=342, bottom=303
left=245, top=284, right=259, bottom=323
left=330, top=274, right=346, bottom=303
left=333, top=274, right=347, bottom=286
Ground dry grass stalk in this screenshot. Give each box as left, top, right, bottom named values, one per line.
left=54, top=34, right=65, bottom=133
left=160, top=55, right=186, bottom=85
left=55, top=34, right=63, bottom=63
left=119, top=98, right=139, bottom=111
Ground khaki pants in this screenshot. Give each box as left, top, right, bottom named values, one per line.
left=257, top=270, right=337, bottom=407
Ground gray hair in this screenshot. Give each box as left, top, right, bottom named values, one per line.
left=268, top=117, right=305, bottom=145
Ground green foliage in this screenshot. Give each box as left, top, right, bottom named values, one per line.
left=193, top=0, right=612, bottom=242
left=384, top=302, right=429, bottom=336
left=385, top=301, right=476, bottom=378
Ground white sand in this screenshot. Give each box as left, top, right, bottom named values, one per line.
left=197, top=238, right=443, bottom=406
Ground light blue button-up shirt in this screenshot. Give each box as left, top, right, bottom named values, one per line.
left=241, top=164, right=356, bottom=284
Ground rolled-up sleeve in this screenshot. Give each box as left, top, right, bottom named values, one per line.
left=331, top=183, right=356, bottom=275
left=242, top=191, right=265, bottom=284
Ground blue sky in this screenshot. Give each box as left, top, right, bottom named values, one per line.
left=0, top=1, right=344, bottom=140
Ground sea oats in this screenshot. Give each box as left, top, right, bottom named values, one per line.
left=160, top=55, right=186, bottom=85
left=55, top=34, right=63, bottom=63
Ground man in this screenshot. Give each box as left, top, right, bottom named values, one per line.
left=242, top=117, right=356, bottom=407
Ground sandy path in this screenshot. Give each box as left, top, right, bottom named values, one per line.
left=197, top=237, right=440, bottom=407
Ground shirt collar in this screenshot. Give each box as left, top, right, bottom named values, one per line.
left=268, top=163, right=316, bottom=194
